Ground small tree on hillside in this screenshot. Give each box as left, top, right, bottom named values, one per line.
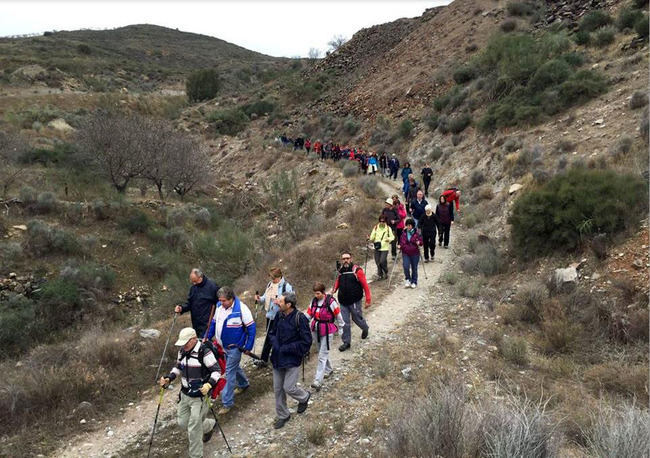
left=308, top=47, right=321, bottom=60
left=166, top=135, right=211, bottom=199
left=186, top=69, right=220, bottom=103
left=0, top=131, right=28, bottom=198
left=327, top=35, right=348, bottom=52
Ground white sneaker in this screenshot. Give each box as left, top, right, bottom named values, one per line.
left=410, top=283, right=417, bottom=289
left=404, top=280, right=411, bottom=288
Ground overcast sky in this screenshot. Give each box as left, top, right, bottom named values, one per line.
left=1, top=1, right=451, bottom=57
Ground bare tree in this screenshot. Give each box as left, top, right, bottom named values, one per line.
left=140, top=119, right=176, bottom=200
left=0, top=131, right=28, bottom=199
left=308, top=47, right=322, bottom=60
left=166, top=135, right=212, bottom=199
left=77, top=112, right=149, bottom=193
left=327, top=35, right=348, bottom=52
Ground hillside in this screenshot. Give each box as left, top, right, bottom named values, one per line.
left=0, top=0, right=649, bottom=457
left=0, top=24, right=289, bottom=93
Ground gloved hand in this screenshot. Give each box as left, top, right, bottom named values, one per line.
left=200, top=383, right=212, bottom=396
left=159, top=377, right=170, bottom=388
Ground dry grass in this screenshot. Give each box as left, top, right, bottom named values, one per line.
left=584, top=363, right=648, bottom=401
left=306, top=423, right=327, bottom=445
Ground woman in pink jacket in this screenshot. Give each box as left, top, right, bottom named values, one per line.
left=392, top=194, right=407, bottom=254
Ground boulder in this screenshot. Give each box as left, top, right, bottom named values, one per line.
left=139, top=329, right=161, bottom=339
left=554, top=266, right=578, bottom=287
left=509, top=183, right=523, bottom=195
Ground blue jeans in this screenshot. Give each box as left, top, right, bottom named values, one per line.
left=402, top=254, right=420, bottom=284
left=222, top=347, right=249, bottom=408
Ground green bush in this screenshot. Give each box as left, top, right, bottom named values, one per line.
left=163, top=227, right=189, bottom=251
left=34, top=192, right=58, bottom=214
left=242, top=99, right=275, bottom=118
left=580, top=10, right=613, bottom=32
left=635, top=15, right=649, bottom=39
left=501, top=19, right=518, bottom=33
left=630, top=91, right=648, bottom=109
left=207, top=108, right=249, bottom=136
left=448, top=114, right=471, bottom=134
left=342, top=161, right=358, bottom=177
left=500, top=336, right=529, bottom=366
left=573, top=30, right=591, bottom=46
left=397, top=119, right=414, bottom=139
left=357, top=176, right=379, bottom=197
left=26, top=220, right=82, bottom=256
left=529, top=59, right=571, bottom=91
left=193, top=228, right=253, bottom=285
left=424, top=112, right=439, bottom=131
left=186, top=68, right=220, bottom=102
left=0, top=295, right=35, bottom=353
left=122, top=210, right=152, bottom=234
left=506, top=1, right=536, bottom=17
left=60, top=261, right=116, bottom=292
left=617, top=7, right=645, bottom=31
left=453, top=66, right=476, bottom=84
left=77, top=43, right=91, bottom=55
left=343, top=117, right=361, bottom=136
left=558, top=70, right=608, bottom=105
left=509, top=169, right=647, bottom=258
left=39, top=278, right=81, bottom=329
left=593, top=26, right=616, bottom=47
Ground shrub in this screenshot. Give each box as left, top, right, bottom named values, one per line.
left=342, top=117, right=361, bottom=136
left=186, top=68, right=220, bottom=102
left=34, top=192, right=58, bottom=214
left=76, top=43, right=91, bottom=55
left=617, top=7, right=645, bottom=31
left=584, top=405, right=650, bottom=458
left=26, top=220, right=82, bottom=256
left=641, top=108, right=649, bottom=144
left=207, top=108, right=249, bottom=136
left=458, top=280, right=481, bottom=298
left=500, top=336, right=529, bottom=366
left=509, top=169, right=647, bottom=258
left=39, top=278, right=82, bottom=329
left=612, top=135, right=633, bottom=157
left=580, top=10, right=613, bottom=32
left=0, top=295, right=36, bottom=352
left=425, top=112, right=439, bottom=131
left=163, top=227, right=189, bottom=251
left=453, top=66, right=476, bottom=84
left=448, top=114, right=471, bottom=134
left=397, top=119, right=414, bottom=139
left=193, top=228, right=253, bottom=285
left=166, top=206, right=190, bottom=227
left=504, top=137, right=522, bottom=152
left=194, top=207, right=212, bottom=228
left=470, top=170, right=485, bottom=188
left=506, top=1, right=536, bottom=17
left=584, top=363, right=648, bottom=399
left=529, top=59, right=571, bottom=91
left=501, top=19, right=518, bottom=33
left=514, top=281, right=549, bottom=323
left=441, top=271, right=458, bottom=285
left=558, top=70, right=608, bottom=105
left=59, top=261, right=116, bottom=292
left=541, top=319, right=578, bottom=354
left=358, top=176, right=379, bottom=197
left=122, top=210, right=151, bottom=234
left=635, top=15, right=649, bottom=39
left=593, top=26, right=616, bottom=47
left=91, top=199, right=110, bottom=221
left=629, top=90, right=648, bottom=109
left=574, top=30, right=591, bottom=46
left=342, top=161, right=358, bottom=177
left=241, top=99, right=275, bottom=118
left=430, top=146, right=444, bottom=162
left=306, top=424, right=327, bottom=445
left=554, top=139, right=575, bottom=154
left=19, top=186, right=37, bottom=205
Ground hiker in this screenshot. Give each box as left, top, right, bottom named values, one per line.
left=368, top=215, right=395, bottom=280
left=442, top=186, right=461, bottom=212
left=381, top=197, right=399, bottom=259
left=269, top=291, right=312, bottom=429
left=305, top=139, right=311, bottom=153
left=435, top=194, right=454, bottom=248
left=207, top=287, right=256, bottom=415
left=306, top=282, right=345, bottom=391
left=401, top=161, right=413, bottom=184
left=174, top=268, right=219, bottom=338
left=254, top=267, right=294, bottom=368
left=420, top=204, right=438, bottom=262
left=388, top=155, right=400, bottom=180
left=379, top=152, right=388, bottom=176
left=367, top=153, right=378, bottom=175
left=421, top=164, right=433, bottom=197
left=399, top=218, right=423, bottom=288
left=409, top=189, right=428, bottom=228
left=403, top=174, right=419, bottom=212
left=332, top=251, right=371, bottom=351
left=390, top=195, right=407, bottom=258
left=159, top=327, right=224, bottom=458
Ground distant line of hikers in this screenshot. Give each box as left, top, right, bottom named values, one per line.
left=157, top=153, right=461, bottom=457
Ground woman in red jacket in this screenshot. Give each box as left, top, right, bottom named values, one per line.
left=391, top=194, right=407, bottom=257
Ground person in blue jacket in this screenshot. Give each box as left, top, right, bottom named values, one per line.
left=207, top=286, right=256, bottom=415
left=401, top=161, right=413, bottom=184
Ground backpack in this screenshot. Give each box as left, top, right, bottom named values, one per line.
left=181, top=340, right=226, bottom=399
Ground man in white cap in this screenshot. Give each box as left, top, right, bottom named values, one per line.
left=159, top=327, right=222, bottom=458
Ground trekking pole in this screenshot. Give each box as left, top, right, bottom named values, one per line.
left=154, top=313, right=177, bottom=383
left=206, top=397, right=233, bottom=454
left=202, top=304, right=216, bottom=342
left=364, top=242, right=369, bottom=272
left=387, top=251, right=400, bottom=288
left=419, top=246, right=428, bottom=280
left=253, top=290, right=260, bottom=322
left=146, top=386, right=166, bottom=458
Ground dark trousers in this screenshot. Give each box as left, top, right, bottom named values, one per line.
left=422, top=230, right=436, bottom=260
left=389, top=168, right=398, bottom=180
left=391, top=227, right=403, bottom=257
left=374, top=249, right=389, bottom=277
left=438, top=223, right=451, bottom=247
left=260, top=317, right=274, bottom=362
left=423, top=178, right=431, bottom=196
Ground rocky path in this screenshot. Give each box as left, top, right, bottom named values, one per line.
left=54, top=177, right=459, bottom=458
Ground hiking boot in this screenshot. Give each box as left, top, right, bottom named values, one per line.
left=324, top=369, right=334, bottom=379
left=202, top=423, right=217, bottom=443
left=311, top=381, right=322, bottom=391
left=297, top=392, right=311, bottom=414
left=274, top=416, right=290, bottom=429
left=217, top=406, right=231, bottom=415
left=404, top=280, right=411, bottom=288
left=424, top=259, right=429, bottom=263
left=234, top=385, right=249, bottom=395
left=410, top=283, right=417, bottom=289
left=252, top=360, right=268, bottom=369
left=361, top=328, right=369, bottom=340
left=339, top=342, right=350, bottom=352
left=444, top=246, right=449, bottom=249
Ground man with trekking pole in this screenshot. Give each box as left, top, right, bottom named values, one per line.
left=158, top=327, right=224, bottom=458
left=174, top=268, right=219, bottom=338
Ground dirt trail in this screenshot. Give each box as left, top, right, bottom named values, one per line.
left=54, top=177, right=457, bottom=458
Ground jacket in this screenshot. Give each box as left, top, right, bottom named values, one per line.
left=395, top=203, right=407, bottom=230
left=442, top=188, right=460, bottom=211
left=381, top=207, right=399, bottom=230
left=380, top=155, right=388, bottom=167
left=388, top=158, right=400, bottom=170
left=207, top=297, right=256, bottom=351
left=180, top=276, right=219, bottom=338
left=306, top=294, right=345, bottom=337
left=401, top=167, right=413, bottom=182
left=259, top=277, right=293, bottom=320
left=269, top=308, right=312, bottom=369
left=436, top=202, right=454, bottom=225
left=421, top=167, right=433, bottom=182
left=410, top=198, right=428, bottom=220
left=333, top=264, right=372, bottom=305
left=419, top=212, right=439, bottom=234
left=404, top=180, right=419, bottom=202
left=369, top=224, right=395, bottom=251
left=399, top=229, right=423, bottom=257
